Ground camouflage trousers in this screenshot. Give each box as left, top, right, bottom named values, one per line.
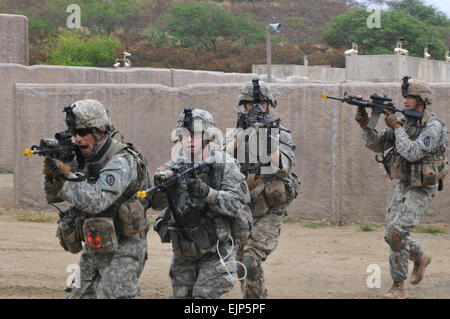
left=385, top=182, right=438, bottom=282
left=236, top=210, right=286, bottom=299
left=69, top=232, right=148, bottom=299
left=169, top=246, right=237, bottom=299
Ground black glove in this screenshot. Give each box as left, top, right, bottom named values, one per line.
left=355, top=107, right=369, bottom=128
left=186, top=177, right=210, bottom=199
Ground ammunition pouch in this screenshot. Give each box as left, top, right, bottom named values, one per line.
left=263, top=173, right=300, bottom=208
left=249, top=182, right=269, bottom=217
left=118, top=199, right=147, bottom=237
left=264, top=180, right=287, bottom=207
left=56, top=208, right=85, bottom=254
left=383, top=145, right=448, bottom=189
left=383, top=148, right=410, bottom=182
left=169, top=218, right=218, bottom=259
left=422, top=145, right=448, bottom=189
left=83, top=217, right=118, bottom=267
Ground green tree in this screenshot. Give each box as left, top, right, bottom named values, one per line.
left=43, top=31, right=122, bottom=67
left=391, top=0, right=449, bottom=27
left=323, top=9, right=447, bottom=59
left=24, top=0, right=144, bottom=38
left=160, top=1, right=264, bottom=48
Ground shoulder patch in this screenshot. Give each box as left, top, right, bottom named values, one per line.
left=423, top=136, right=430, bottom=147
left=241, top=182, right=248, bottom=194
left=106, top=174, right=115, bottom=186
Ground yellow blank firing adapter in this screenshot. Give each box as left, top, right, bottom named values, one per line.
left=321, top=94, right=328, bottom=99
left=136, top=190, right=147, bottom=199
left=23, top=149, right=34, bottom=157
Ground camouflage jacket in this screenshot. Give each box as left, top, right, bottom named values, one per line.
left=47, top=138, right=143, bottom=215
left=362, top=110, right=448, bottom=162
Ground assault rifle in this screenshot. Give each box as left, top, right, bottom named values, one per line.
left=321, top=92, right=423, bottom=130
left=23, top=130, right=77, bottom=163
left=136, top=155, right=216, bottom=200
left=237, top=78, right=290, bottom=133
left=137, top=156, right=217, bottom=243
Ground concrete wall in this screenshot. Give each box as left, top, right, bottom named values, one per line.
left=14, top=82, right=450, bottom=223
left=0, top=63, right=257, bottom=169
left=346, top=55, right=450, bottom=82
left=252, top=64, right=346, bottom=82
left=0, top=14, right=28, bottom=65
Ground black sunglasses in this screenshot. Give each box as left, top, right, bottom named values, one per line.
left=71, top=128, right=94, bottom=137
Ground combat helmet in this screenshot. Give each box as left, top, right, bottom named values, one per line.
left=65, top=99, right=115, bottom=133
left=176, top=107, right=215, bottom=132
left=237, top=78, right=277, bottom=108
left=401, top=77, right=432, bottom=105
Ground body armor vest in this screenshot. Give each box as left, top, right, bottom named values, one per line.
left=383, top=111, right=448, bottom=189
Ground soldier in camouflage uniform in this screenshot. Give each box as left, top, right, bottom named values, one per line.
left=355, top=78, right=448, bottom=299
left=225, top=80, right=299, bottom=299
left=151, top=108, right=251, bottom=299
left=43, top=99, right=150, bottom=299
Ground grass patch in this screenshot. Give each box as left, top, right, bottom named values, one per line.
left=412, top=225, right=447, bottom=234
left=359, top=221, right=383, bottom=232
left=16, top=211, right=57, bottom=223
left=283, top=217, right=302, bottom=224
left=302, top=222, right=332, bottom=229
left=0, top=167, right=14, bottom=174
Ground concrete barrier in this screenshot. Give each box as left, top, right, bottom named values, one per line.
left=0, top=14, right=28, bottom=65
left=14, top=82, right=450, bottom=223
left=346, top=55, right=450, bottom=82
left=0, top=63, right=257, bottom=169
left=253, top=64, right=346, bottom=82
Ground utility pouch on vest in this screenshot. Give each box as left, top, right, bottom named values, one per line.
left=169, top=227, right=200, bottom=259
left=249, top=182, right=269, bottom=217
left=383, top=149, right=409, bottom=182
left=83, top=217, right=118, bottom=262
left=423, top=145, right=448, bottom=188
left=56, top=210, right=84, bottom=254
left=264, top=180, right=287, bottom=207
left=118, top=199, right=147, bottom=237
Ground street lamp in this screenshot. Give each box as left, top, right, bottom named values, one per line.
left=266, top=23, right=281, bottom=83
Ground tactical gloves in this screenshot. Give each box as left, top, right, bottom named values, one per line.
left=186, top=177, right=210, bottom=199
left=42, top=158, right=72, bottom=180
left=384, top=110, right=402, bottom=130
left=355, top=108, right=369, bottom=128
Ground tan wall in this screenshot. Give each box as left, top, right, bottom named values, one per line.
left=346, top=55, right=450, bottom=82
left=14, top=82, right=450, bottom=223
left=0, top=63, right=257, bottom=169
left=0, top=14, right=28, bottom=65
left=252, top=64, right=346, bottom=82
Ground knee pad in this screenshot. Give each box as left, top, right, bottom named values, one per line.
left=385, top=227, right=405, bottom=252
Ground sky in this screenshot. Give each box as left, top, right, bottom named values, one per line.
left=422, top=0, right=450, bottom=18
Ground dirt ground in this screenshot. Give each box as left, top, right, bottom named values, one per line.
left=0, top=208, right=449, bottom=299
left=0, top=173, right=449, bottom=299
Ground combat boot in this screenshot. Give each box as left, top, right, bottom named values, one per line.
left=410, top=254, right=431, bottom=285
left=383, top=281, right=408, bottom=299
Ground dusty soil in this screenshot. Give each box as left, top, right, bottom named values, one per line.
left=0, top=173, right=449, bottom=299
left=0, top=209, right=449, bottom=299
